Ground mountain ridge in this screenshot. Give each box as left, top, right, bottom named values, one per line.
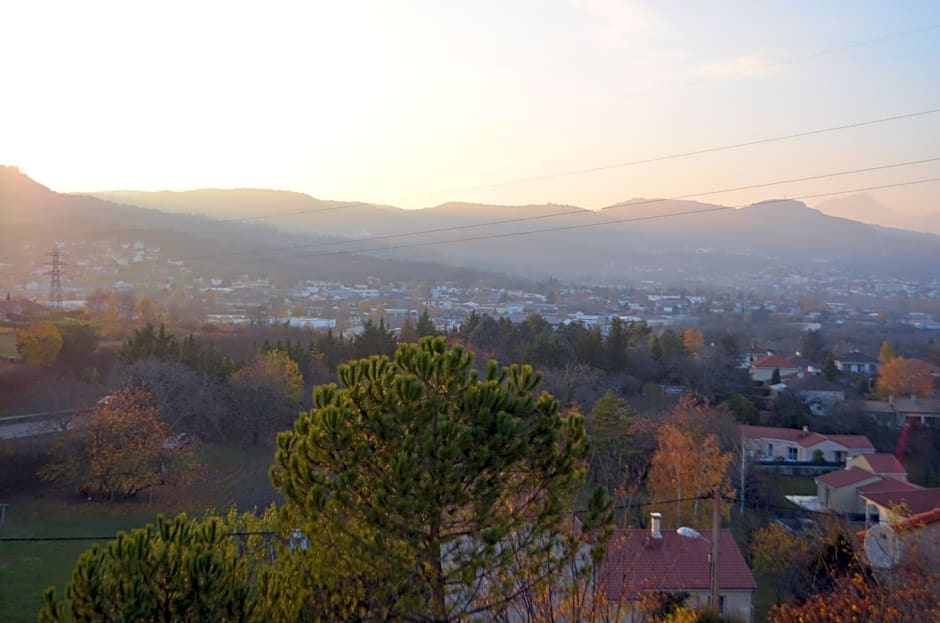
left=3, top=166, right=939, bottom=285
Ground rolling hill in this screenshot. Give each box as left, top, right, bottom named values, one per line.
left=4, top=166, right=939, bottom=286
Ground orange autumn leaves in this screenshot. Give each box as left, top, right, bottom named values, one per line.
left=40, top=386, right=195, bottom=499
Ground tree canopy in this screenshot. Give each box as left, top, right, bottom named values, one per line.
left=39, top=512, right=274, bottom=623
left=39, top=386, right=195, bottom=499
left=271, top=337, right=606, bottom=621
left=16, top=322, right=63, bottom=367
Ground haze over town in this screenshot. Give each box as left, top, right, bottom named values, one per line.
left=1, top=2, right=939, bottom=623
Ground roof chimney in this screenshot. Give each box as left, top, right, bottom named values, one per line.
left=650, top=512, right=662, bottom=539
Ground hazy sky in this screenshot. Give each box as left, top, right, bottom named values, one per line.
left=2, top=1, right=938, bottom=212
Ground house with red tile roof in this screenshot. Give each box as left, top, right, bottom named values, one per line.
left=740, top=425, right=874, bottom=463
left=857, top=505, right=940, bottom=572
left=598, top=513, right=757, bottom=623
left=850, top=453, right=906, bottom=479
left=806, top=453, right=940, bottom=519
left=816, top=467, right=884, bottom=514
left=906, top=358, right=940, bottom=378
left=749, top=354, right=803, bottom=382
left=860, top=486, right=940, bottom=525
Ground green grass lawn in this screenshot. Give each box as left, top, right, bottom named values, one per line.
left=0, top=499, right=156, bottom=621
left=0, top=442, right=278, bottom=622
left=0, top=332, right=17, bottom=358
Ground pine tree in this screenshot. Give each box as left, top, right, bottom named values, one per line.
left=822, top=352, right=839, bottom=381
left=271, top=337, right=608, bottom=621
left=416, top=308, right=436, bottom=337
left=39, top=513, right=272, bottom=622
left=801, top=330, right=825, bottom=363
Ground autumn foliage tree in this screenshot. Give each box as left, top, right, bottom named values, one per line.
left=16, top=322, right=63, bottom=367
left=681, top=328, right=705, bottom=355
left=878, top=340, right=896, bottom=365
left=40, top=386, right=194, bottom=499
left=647, top=422, right=732, bottom=528
left=877, top=357, right=934, bottom=398
left=769, top=569, right=940, bottom=623
left=752, top=523, right=814, bottom=603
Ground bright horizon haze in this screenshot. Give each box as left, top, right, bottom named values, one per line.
left=1, top=1, right=939, bottom=213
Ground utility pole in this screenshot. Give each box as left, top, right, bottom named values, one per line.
left=47, top=245, right=63, bottom=308
left=740, top=434, right=746, bottom=515
left=709, top=487, right=721, bottom=613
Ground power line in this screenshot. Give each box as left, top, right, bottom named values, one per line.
left=0, top=496, right=838, bottom=541
left=182, top=159, right=940, bottom=265
left=0, top=530, right=276, bottom=543
left=186, top=155, right=940, bottom=262
left=279, top=176, right=940, bottom=262
left=82, top=107, right=940, bottom=240
left=395, top=107, right=940, bottom=201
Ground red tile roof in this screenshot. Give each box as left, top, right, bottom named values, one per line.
left=857, top=454, right=906, bottom=475
left=857, top=506, right=940, bottom=542
left=740, top=425, right=805, bottom=443
left=751, top=355, right=799, bottom=369
left=907, top=358, right=940, bottom=376
left=796, top=432, right=830, bottom=448
left=826, top=435, right=875, bottom=451
left=816, top=467, right=881, bottom=488
left=739, top=425, right=874, bottom=451
left=598, top=529, right=757, bottom=601
left=858, top=477, right=922, bottom=497
left=897, top=506, right=940, bottom=531
left=860, top=489, right=940, bottom=515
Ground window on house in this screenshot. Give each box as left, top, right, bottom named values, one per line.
left=768, top=443, right=774, bottom=456
left=788, top=447, right=798, bottom=460
left=834, top=451, right=845, bottom=463
left=720, top=595, right=726, bottom=614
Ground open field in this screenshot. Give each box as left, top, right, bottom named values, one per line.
left=0, top=442, right=278, bottom=622
left=0, top=331, right=17, bottom=358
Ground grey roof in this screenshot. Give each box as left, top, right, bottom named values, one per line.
left=787, top=375, right=843, bottom=392
left=835, top=350, right=878, bottom=364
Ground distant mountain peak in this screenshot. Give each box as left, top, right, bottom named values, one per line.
left=814, top=193, right=940, bottom=235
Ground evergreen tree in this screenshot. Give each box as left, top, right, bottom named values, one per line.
left=39, top=513, right=272, bottom=622
left=416, top=308, right=436, bottom=337
left=604, top=317, right=629, bottom=372
left=771, top=368, right=782, bottom=385
left=801, top=330, right=825, bottom=362
left=351, top=319, right=397, bottom=359
left=724, top=393, right=759, bottom=424
left=56, top=322, right=99, bottom=373
left=822, top=352, right=839, bottom=381
left=271, top=337, right=609, bottom=621
left=589, top=390, right=639, bottom=490
left=118, top=322, right=179, bottom=363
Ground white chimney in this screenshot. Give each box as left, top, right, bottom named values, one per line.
left=650, top=512, right=662, bottom=539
